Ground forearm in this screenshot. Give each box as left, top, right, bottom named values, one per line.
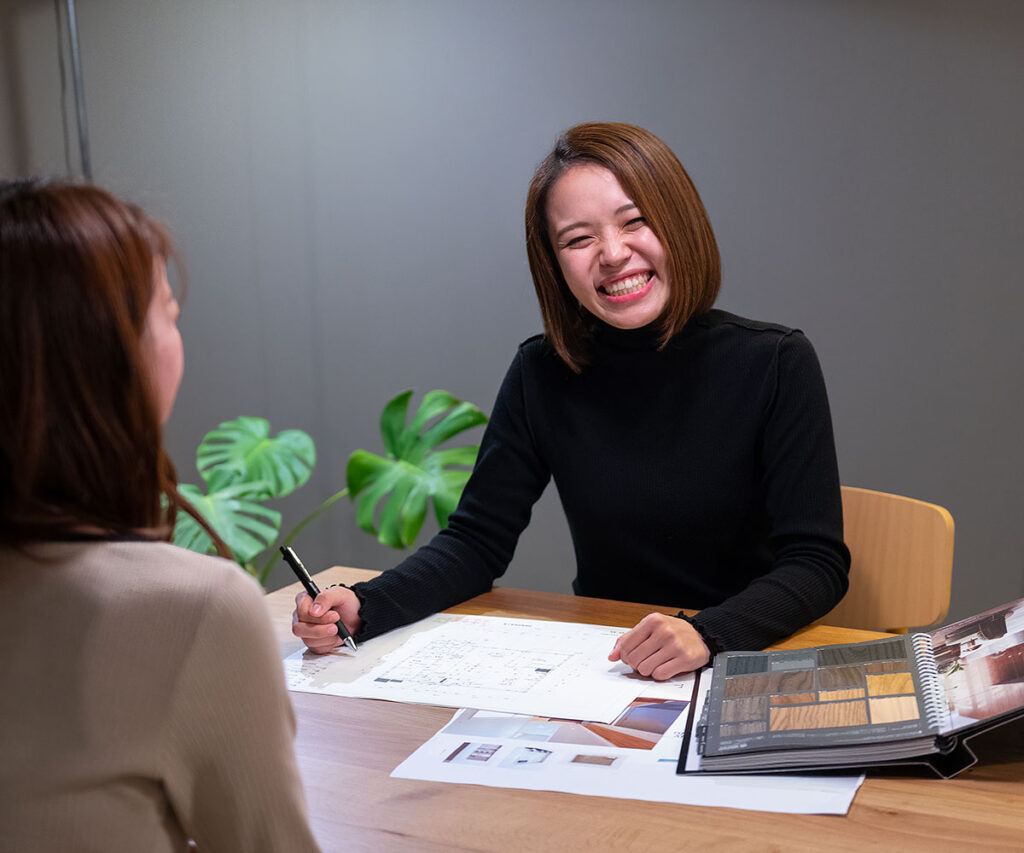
left=692, top=536, right=849, bottom=651
left=350, top=526, right=504, bottom=639
left=693, top=330, right=849, bottom=652
left=350, top=349, right=550, bottom=640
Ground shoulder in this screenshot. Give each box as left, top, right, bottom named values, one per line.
left=128, top=546, right=278, bottom=685
left=514, top=333, right=576, bottom=379
left=480, top=333, right=569, bottom=396
left=87, top=541, right=268, bottom=634
left=694, top=309, right=801, bottom=339
left=147, top=543, right=266, bottom=622
left=115, top=540, right=258, bottom=595
left=516, top=332, right=551, bottom=359
left=1, top=540, right=271, bottom=675
left=690, top=309, right=816, bottom=361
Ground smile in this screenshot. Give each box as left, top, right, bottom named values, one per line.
left=600, top=272, right=653, bottom=297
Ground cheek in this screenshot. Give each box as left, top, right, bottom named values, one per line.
left=639, top=232, right=667, bottom=266
left=146, top=325, right=184, bottom=422
left=557, top=254, right=592, bottom=300
left=161, top=328, right=185, bottom=409
left=166, top=328, right=184, bottom=389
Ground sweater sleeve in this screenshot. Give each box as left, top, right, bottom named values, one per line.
left=351, top=349, right=551, bottom=639
left=691, top=331, right=850, bottom=652
left=161, top=569, right=321, bottom=853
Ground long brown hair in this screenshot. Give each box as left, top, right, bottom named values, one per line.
left=0, top=179, right=224, bottom=552
left=525, top=122, right=721, bottom=372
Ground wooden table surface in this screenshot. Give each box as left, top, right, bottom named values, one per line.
left=265, top=567, right=1024, bottom=852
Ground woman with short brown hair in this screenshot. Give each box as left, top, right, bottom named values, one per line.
left=294, top=122, right=850, bottom=681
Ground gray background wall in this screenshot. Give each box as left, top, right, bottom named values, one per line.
left=2, top=0, right=1021, bottom=622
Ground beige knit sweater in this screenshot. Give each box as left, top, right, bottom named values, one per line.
left=0, top=539, right=321, bottom=852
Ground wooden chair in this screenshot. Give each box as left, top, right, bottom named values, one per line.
left=820, top=486, right=955, bottom=633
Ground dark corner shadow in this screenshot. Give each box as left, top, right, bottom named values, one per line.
left=862, top=721, right=1024, bottom=781
left=959, top=721, right=1024, bottom=769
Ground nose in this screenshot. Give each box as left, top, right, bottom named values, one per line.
left=599, top=232, right=630, bottom=267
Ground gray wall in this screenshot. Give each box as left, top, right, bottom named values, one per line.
left=2, top=0, right=1022, bottom=621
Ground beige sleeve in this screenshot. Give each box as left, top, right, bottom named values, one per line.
left=161, top=569, right=322, bottom=852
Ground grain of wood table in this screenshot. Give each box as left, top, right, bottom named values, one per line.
left=265, top=566, right=1024, bottom=852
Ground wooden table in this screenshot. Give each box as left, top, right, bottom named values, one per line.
left=265, top=567, right=1024, bottom=852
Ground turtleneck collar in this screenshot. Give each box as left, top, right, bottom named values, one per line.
left=587, top=312, right=708, bottom=354
left=588, top=318, right=664, bottom=352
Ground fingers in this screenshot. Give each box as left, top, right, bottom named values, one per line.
left=291, top=586, right=360, bottom=654
left=292, top=609, right=341, bottom=654
left=309, top=590, right=333, bottom=618
left=611, top=613, right=657, bottom=662
left=293, top=587, right=347, bottom=622
left=612, top=613, right=710, bottom=680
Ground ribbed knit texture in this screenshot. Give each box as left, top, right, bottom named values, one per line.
left=0, top=540, right=321, bottom=852
left=353, top=309, right=849, bottom=653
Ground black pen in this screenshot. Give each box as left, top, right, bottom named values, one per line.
left=280, top=546, right=357, bottom=651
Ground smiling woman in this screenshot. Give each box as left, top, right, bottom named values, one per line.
left=292, top=122, right=851, bottom=683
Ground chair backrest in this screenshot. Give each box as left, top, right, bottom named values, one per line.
left=821, top=486, right=955, bottom=633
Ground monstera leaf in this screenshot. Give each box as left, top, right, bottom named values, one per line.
left=346, top=389, right=487, bottom=548
left=173, top=482, right=282, bottom=564
left=174, top=396, right=488, bottom=583
left=173, top=416, right=313, bottom=577
left=197, top=416, right=315, bottom=499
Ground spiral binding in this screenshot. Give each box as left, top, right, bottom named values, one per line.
left=912, top=632, right=951, bottom=733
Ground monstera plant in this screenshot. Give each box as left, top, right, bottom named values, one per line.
left=173, top=390, right=487, bottom=584
left=346, top=389, right=488, bottom=548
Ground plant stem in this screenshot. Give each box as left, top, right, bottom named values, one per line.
left=258, top=487, right=349, bottom=584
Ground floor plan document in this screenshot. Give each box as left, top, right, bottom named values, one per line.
left=285, top=614, right=650, bottom=723
left=283, top=613, right=458, bottom=694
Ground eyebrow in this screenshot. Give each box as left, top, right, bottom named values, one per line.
left=553, top=203, right=639, bottom=241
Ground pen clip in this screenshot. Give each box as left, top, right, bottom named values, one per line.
left=280, top=545, right=310, bottom=578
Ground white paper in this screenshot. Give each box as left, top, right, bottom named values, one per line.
left=392, top=679, right=864, bottom=815
left=336, top=615, right=648, bottom=722
left=284, top=613, right=460, bottom=693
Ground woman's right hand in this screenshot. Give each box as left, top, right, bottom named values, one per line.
left=291, top=586, right=364, bottom=653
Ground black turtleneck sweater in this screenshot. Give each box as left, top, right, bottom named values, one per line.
left=351, top=309, right=850, bottom=653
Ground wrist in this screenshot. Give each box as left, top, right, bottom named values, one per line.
left=674, top=611, right=721, bottom=657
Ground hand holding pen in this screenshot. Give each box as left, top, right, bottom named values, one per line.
left=282, top=546, right=360, bottom=652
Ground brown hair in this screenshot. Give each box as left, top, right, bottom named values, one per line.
left=525, top=122, right=721, bottom=372
left=0, top=180, right=224, bottom=551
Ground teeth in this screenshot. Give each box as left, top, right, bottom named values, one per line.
left=605, top=273, right=650, bottom=296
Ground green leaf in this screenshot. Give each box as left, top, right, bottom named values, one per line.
left=378, top=476, right=416, bottom=548
left=399, top=390, right=460, bottom=457
left=196, top=416, right=315, bottom=499
left=433, top=446, right=480, bottom=467
left=346, top=390, right=487, bottom=548
left=430, top=484, right=459, bottom=529
left=345, top=449, right=393, bottom=496
left=407, top=402, right=488, bottom=465
left=379, top=391, right=413, bottom=457
left=174, top=482, right=282, bottom=567
left=398, top=483, right=430, bottom=547
left=352, top=463, right=404, bottom=536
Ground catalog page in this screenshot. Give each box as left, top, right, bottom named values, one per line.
left=393, top=677, right=864, bottom=815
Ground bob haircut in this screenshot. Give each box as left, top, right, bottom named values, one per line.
left=525, top=122, right=721, bottom=372
left=0, top=180, right=217, bottom=548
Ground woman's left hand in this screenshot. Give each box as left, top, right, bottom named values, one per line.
left=609, top=613, right=710, bottom=680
